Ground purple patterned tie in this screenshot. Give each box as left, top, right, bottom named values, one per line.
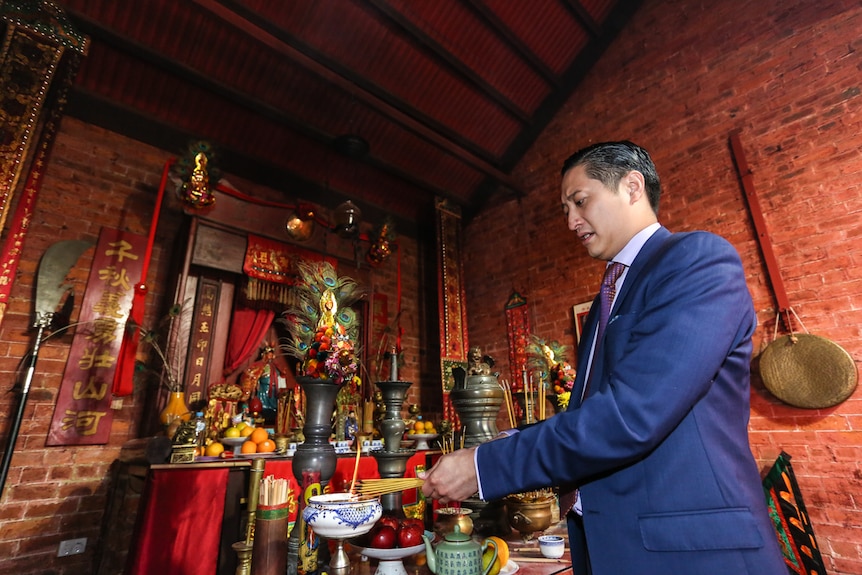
left=596, top=261, right=626, bottom=345
left=559, top=261, right=626, bottom=516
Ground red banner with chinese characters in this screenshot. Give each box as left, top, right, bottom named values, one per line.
left=47, top=228, right=146, bottom=445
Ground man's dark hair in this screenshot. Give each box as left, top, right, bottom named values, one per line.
left=561, top=141, right=661, bottom=213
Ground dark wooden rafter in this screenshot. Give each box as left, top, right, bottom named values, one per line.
left=363, top=0, right=531, bottom=123
left=562, top=0, right=603, bottom=37
left=195, top=0, right=525, bottom=194
left=465, top=0, right=644, bottom=218
left=463, top=0, right=560, bottom=88
left=66, top=14, right=468, bottom=217
left=498, top=0, right=644, bottom=170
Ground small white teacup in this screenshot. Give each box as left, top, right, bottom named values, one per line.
left=538, top=535, right=565, bottom=559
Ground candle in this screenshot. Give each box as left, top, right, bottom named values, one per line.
left=389, top=348, right=398, bottom=381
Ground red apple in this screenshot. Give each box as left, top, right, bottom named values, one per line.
left=400, top=518, right=424, bottom=532
left=370, top=525, right=397, bottom=549
left=398, top=524, right=424, bottom=548
left=377, top=515, right=400, bottom=532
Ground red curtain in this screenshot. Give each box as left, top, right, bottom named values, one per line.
left=126, top=467, right=229, bottom=575
left=224, top=307, right=275, bottom=375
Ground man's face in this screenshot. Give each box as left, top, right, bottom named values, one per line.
left=560, top=164, right=635, bottom=261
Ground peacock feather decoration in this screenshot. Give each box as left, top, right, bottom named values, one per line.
left=281, top=261, right=364, bottom=385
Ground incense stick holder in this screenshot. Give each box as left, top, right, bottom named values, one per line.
left=450, top=374, right=504, bottom=448
left=373, top=379, right=416, bottom=516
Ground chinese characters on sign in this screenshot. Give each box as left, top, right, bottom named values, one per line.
left=184, top=278, right=219, bottom=406
left=47, top=228, right=146, bottom=446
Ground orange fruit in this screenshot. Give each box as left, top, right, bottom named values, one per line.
left=240, top=425, right=255, bottom=438
left=224, top=426, right=241, bottom=438
left=250, top=427, right=269, bottom=444
left=413, top=421, right=425, bottom=432
left=240, top=440, right=257, bottom=454
left=257, top=439, right=276, bottom=453
left=485, top=536, right=509, bottom=573
left=205, top=442, right=225, bottom=457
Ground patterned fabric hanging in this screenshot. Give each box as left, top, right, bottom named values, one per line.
left=505, top=291, right=530, bottom=388
left=762, top=451, right=826, bottom=575
left=240, top=234, right=335, bottom=310
left=435, top=198, right=467, bottom=430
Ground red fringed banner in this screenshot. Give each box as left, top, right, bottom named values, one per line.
left=241, top=234, right=335, bottom=308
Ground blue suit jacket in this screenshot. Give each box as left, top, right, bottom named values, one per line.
left=477, top=227, right=785, bottom=575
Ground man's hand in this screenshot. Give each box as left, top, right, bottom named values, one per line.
left=419, top=446, right=479, bottom=504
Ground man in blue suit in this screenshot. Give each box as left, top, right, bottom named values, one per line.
left=421, top=141, right=786, bottom=574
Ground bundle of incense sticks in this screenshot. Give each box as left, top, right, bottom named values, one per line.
left=259, top=475, right=291, bottom=507
left=499, top=378, right=516, bottom=428
left=354, top=477, right=424, bottom=498
left=440, top=431, right=455, bottom=454
left=522, top=370, right=533, bottom=423
left=536, top=373, right=546, bottom=421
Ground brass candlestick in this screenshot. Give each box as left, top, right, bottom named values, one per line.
left=245, top=458, right=266, bottom=545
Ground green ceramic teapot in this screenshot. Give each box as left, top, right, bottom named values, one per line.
left=422, top=524, right=498, bottom=575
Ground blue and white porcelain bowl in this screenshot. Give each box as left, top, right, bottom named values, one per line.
left=303, top=493, right=382, bottom=539
left=538, top=534, right=565, bottom=559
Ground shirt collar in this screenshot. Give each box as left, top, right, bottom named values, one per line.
left=612, top=222, right=661, bottom=267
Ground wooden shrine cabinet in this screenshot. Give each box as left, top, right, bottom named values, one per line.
left=171, top=219, right=245, bottom=407
left=169, top=205, right=370, bottom=407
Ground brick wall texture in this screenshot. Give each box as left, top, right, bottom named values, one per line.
left=462, top=1, right=862, bottom=574
left=1, top=0, right=861, bottom=573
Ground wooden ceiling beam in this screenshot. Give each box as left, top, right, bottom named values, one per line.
left=363, top=0, right=531, bottom=123
left=68, top=16, right=465, bottom=211
left=464, top=0, right=560, bottom=87
left=562, top=0, right=603, bottom=37
left=194, top=0, right=526, bottom=196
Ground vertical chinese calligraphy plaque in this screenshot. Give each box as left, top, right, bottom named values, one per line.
left=47, top=228, right=146, bottom=445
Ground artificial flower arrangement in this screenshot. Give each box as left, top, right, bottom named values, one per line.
left=281, top=261, right=364, bottom=388
left=549, top=361, right=577, bottom=410
left=525, top=335, right=576, bottom=410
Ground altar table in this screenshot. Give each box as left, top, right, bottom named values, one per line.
left=125, top=451, right=432, bottom=575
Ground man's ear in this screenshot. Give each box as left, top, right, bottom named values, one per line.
left=622, top=170, right=646, bottom=204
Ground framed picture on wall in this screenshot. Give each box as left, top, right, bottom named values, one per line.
left=572, top=301, right=592, bottom=345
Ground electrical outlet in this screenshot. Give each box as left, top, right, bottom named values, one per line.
left=58, top=538, right=87, bottom=557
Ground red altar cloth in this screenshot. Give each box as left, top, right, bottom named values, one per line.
left=126, top=452, right=430, bottom=575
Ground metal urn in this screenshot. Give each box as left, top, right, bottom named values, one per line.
left=450, top=347, right=505, bottom=448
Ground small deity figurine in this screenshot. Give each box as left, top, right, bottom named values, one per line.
left=345, top=410, right=359, bottom=441
left=467, top=346, right=492, bottom=376
left=181, top=152, right=215, bottom=208
left=240, top=343, right=287, bottom=423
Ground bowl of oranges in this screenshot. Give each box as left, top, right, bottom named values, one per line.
left=221, top=422, right=279, bottom=457
left=406, top=420, right=438, bottom=450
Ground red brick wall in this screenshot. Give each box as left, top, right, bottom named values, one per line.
left=0, top=118, right=424, bottom=574
left=463, top=0, right=862, bottom=573
left=0, top=119, right=177, bottom=574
